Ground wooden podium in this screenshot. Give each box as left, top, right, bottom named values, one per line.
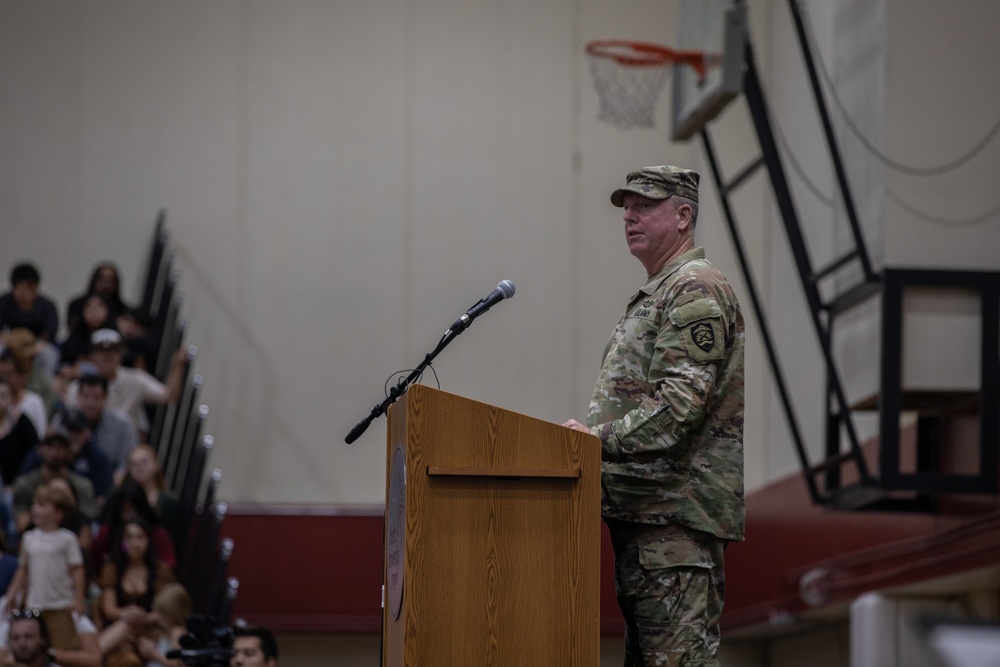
left=382, top=385, right=600, bottom=666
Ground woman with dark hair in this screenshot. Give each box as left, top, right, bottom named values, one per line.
left=90, top=480, right=177, bottom=579
left=66, top=263, right=129, bottom=334
left=97, top=517, right=176, bottom=667
left=59, top=293, right=116, bottom=368
left=100, top=519, right=174, bottom=619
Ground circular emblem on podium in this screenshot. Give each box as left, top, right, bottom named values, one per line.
left=386, top=444, right=406, bottom=620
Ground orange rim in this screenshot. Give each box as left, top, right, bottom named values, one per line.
left=585, top=40, right=706, bottom=80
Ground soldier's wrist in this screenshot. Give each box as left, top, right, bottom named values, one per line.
left=600, top=423, right=621, bottom=461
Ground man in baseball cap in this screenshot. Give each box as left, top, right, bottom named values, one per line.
left=63, top=328, right=186, bottom=447
left=564, top=164, right=745, bottom=666
left=89, top=328, right=122, bottom=350
left=609, top=165, right=700, bottom=207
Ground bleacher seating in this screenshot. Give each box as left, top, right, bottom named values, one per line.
left=0, top=210, right=239, bottom=636
left=135, top=211, right=236, bottom=621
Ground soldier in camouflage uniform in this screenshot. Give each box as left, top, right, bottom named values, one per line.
left=564, top=166, right=745, bottom=667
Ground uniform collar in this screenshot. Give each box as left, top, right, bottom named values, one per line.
left=633, top=247, right=705, bottom=300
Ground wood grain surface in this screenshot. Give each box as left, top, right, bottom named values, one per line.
left=383, top=385, right=600, bottom=667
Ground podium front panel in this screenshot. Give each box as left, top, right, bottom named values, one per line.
left=383, top=385, right=600, bottom=667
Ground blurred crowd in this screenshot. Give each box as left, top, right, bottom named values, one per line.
left=0, top=260, right=194, bottom=667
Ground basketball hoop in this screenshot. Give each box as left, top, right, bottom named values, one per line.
left=585, top=40, right=707, bottom=129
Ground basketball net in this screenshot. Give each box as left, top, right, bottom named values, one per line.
left=586, top=41, right=706, bottom=129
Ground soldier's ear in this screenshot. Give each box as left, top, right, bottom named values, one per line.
left=675, top=202, right=693, bottom=231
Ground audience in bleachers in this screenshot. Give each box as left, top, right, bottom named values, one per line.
left=0, top=607, right=103, bottom=667
left=231, top=625, right=279, bottom=667
left=0, top=532, right=17, bottom=598
left=136, top=583, right=189, bottom=667
left=116, top=309, right=158, bottom=373
left=0, top=376, right=39, bottom=486
left=2, top=328, right=57, bottom=418
left=1, top=609, right=52, bottom=667
left=61, top=295, right=117, bottom=369
left=0, top=264, right=61, bottom=379
left=0, top=347, right=48, bottom=440
left=12, top=428, right=98, bottom=535
left=5, top=484, right=86, bottom=651
left=124, top=446, right=180, bottom=549
left=91, top=482, right=176, bottom=580
left=23, top=409, right=116, bottom=510
left=62, top=331, right=185, bottom=445
left=53, top=611, right=104, bottom=667
left=45, top=477, right=93, bottom=558
left=97, top=518, right=176, bottom=667
left=67, top=374, right=136, bottom=483
left=65, top=264, right=129, bottom=338
left=0, top=255, right=214, bottom=667
left=0, top=264, right=59, bottom=346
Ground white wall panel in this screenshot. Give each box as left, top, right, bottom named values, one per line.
left=2, top=0, right=997, bottom=508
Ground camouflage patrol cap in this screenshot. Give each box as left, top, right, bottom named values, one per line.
left=610, top=165, right=700, bottom=207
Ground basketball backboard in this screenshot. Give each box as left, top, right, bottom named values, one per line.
left=671, top=0, right=747, bottom=140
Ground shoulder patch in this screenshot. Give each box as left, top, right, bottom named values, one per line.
left=690, top=321, right=715, bottom=353
left=669, top=298, right=725, bottom=363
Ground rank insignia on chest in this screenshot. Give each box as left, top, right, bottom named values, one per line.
left=690, top=322, right=715, bottom=353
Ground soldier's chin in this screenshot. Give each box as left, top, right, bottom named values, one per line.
left=627, top=242, right=648, bottom=262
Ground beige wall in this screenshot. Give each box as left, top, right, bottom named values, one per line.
left=0, top=0, right=694, bottom=504
left=1, top=0, right=998, bottom=512
left=4, top=2, right=1000, bottom=665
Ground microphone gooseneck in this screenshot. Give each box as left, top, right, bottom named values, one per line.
left=345, top=280, right=516, bottom=444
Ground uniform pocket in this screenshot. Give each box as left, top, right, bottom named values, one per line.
left=668, top=299, right=725, bottom=364
left=639, top=536, right=714, bottom=571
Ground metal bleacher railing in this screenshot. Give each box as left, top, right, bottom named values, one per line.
left=138, top=210, right=236, bottom=621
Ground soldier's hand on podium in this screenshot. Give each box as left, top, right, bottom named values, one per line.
left=562, top=418, right=590, bottom=433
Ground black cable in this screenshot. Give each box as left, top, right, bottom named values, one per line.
left=778, top=117, right=999, bottom=227
left=771, top=84, right=999, bottom=227
left=796, top=0, right=1000, bottom=177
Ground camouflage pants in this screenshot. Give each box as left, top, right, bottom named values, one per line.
left=607, top=520, right=726, bottom=667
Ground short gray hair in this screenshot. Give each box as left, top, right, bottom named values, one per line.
left=672, top=195, right=699, bottom=228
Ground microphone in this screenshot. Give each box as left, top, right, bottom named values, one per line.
left=448, top=280, right=516, bottom=334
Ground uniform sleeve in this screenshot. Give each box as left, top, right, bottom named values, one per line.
left=600, top=296, right=727, bottom=460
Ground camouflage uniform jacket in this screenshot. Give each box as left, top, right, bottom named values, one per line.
left=587, top=247, right=745, bottom=541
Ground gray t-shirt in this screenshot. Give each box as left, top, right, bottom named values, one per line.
left=22, top=527, right=83, bottom=610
